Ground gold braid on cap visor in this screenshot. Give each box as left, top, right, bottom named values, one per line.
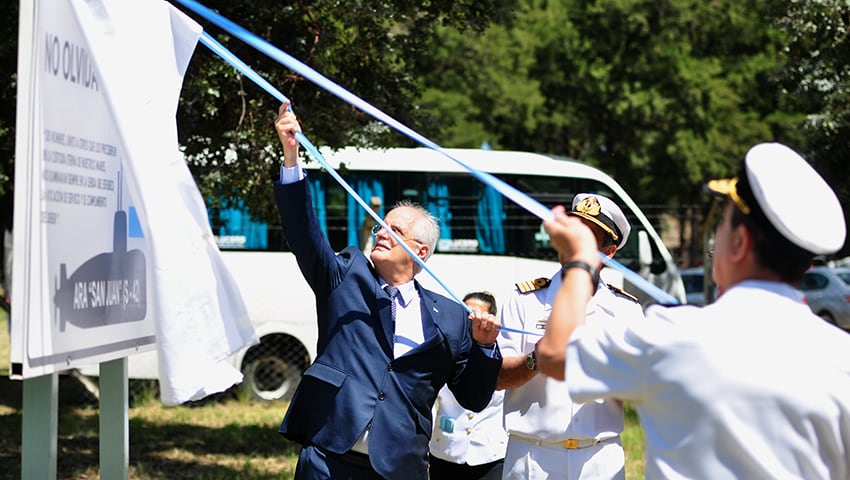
left=707, top=178, right=751, bottom=215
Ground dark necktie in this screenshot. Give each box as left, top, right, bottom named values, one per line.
left=384, top=285, right=399, bottom=320
left=384, top=285, right=399, bottom=346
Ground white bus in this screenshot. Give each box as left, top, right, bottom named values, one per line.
left=120, top=147, right=686, bottom=401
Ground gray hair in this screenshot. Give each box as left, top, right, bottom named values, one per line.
left=393, top=199, right=439, bottom=261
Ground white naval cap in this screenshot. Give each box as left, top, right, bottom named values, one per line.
left=706, top=142, right=846, bottom=255
left=568, top=193, right=631, bottom=249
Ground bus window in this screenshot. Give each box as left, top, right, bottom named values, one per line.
left=495, top=174, right=651, bottom=266
left=209, top=200, right=269, bottom=250
left=210, top=163, right=661, bottom=277
left=422, top=174, right=505, bottom=254
left=501, top=174, right=577, bottom=260
left=344, top=172, right=391, bottom=247
left=293, top=171, right=402, bottom=251
left=311, top=171, right=510, bottom=256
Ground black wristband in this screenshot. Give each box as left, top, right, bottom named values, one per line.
left=560, top=260, right=599, bottom=294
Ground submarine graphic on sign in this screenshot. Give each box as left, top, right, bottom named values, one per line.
left=53, top=177, right=147, bottom=331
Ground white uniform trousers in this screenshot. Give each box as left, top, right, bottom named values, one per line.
left=502, top=435, right=624, bottom=480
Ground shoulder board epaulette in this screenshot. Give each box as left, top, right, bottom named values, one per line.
left=607, top=284, right=639, bottom=303
left=515, top=277, right=551, bottom=294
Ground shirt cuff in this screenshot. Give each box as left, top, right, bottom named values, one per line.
left=278, top=163, right=305, bottom=184
left=476, top=342, right=499, bottom=358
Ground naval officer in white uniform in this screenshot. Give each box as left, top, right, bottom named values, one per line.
left=536, top=142, right=850, bottom=479
left=498, top=193, right=644, bottom=480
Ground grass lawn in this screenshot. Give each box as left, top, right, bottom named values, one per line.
left=0, top=312, right=645, bottom=478
left=623, top=403, right=646, bottom=478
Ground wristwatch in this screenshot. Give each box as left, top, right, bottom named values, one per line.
left=525, top=350, right=537, bottom=371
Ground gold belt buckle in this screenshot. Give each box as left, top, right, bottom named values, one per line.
left=562, top=439, right=579, bottom=449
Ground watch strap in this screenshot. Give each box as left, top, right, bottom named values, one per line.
left=560, top=260, right=600, bottom=294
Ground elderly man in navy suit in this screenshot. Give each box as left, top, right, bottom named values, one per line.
left=273, top=103, right=503, bottom=480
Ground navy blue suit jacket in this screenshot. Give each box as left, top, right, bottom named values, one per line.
left=275, top=178, right=501, bottom=479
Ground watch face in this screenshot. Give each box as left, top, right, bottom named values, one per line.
left=526, top=352, right=536, bottom=370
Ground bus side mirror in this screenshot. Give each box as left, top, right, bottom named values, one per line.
left=637, top=230, right=667, bottom=275
left=638, top=230, right=652, bottom=268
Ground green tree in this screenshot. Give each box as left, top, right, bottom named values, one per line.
left=771, top=0, right=850, bottom=256
left=415, top=0, right=843, bottom=265
left=418, top=0, right=804, bottom=209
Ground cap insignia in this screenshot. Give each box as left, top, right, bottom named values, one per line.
left=706, top=178, right=751, bottom=215
left=572, top=196, right=619, bottom=242
left=575, top=197, right=602, bottom=217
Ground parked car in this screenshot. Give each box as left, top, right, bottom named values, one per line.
left=800, top=266, right=850, bottom=330
left=681, top=267, right=708, bottom=305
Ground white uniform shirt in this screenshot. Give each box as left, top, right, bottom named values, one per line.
left=500, top=272, right=644, bottom=442
left=429, top=386, right=508, bottom=465
left=566, top=280, right=850, bottom=479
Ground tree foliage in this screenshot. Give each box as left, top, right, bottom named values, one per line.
left=416, top=0, right=806, bottom=210
left=770, top=0, right=850, bottom=255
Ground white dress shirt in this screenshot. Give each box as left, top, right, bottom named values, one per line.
left=384, top=279, right=424, bottom=358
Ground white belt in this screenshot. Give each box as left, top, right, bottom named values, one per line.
left=510, top=432, right=617, bottom=450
